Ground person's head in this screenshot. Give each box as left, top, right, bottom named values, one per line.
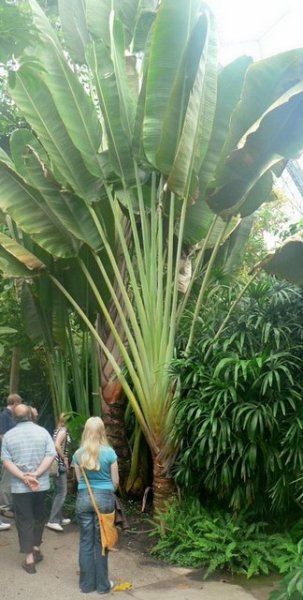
left=79, top=417, right=109, bottom=470
left=57, top=413, right=68, bottom=428
left=7, top=393, right=22, bottom=411
left=14, top=403, right=32, bottom=423
left=29, top=406, right=38, bottom=422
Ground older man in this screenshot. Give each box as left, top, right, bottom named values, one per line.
left=1, top=404, right=56, bottom=573
left=0, top=393, right=22, bottom=526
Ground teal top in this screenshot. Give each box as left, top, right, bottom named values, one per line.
left=72, top=445, right=117, bottom=491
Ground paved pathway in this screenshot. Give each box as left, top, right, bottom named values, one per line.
left=0, top=522, right=275, bottom=600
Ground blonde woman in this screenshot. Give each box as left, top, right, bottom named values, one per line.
left=72, top=417, right=119, bottom=595
left=46, top=413, right=71, bottom=532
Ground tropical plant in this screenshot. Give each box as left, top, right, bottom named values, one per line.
left=150, top=498, right=303, bottom=579
left=172, top=277, right=303, bottom=514
left=0, top=0, right=303, bottom=509
left=269, top=568, right=303, bottom=600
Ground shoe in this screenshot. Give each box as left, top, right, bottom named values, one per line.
left=62, top=518, right=71, bottom=525
left=0, top=522, right=11, bottom=531
left=97, top=581, right=114, bottom=594
left=45, top=522, right=63, bottom=532
left=0, top=509, right=14, bottom=518
left=33, top=549, right=44, bottom=563
left=22, top=562, right=36, bottom=574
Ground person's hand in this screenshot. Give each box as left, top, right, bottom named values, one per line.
left=23, top=473, right=40, bottom=491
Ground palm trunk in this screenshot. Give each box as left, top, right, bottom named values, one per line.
left=101, top=378, right=130, bottom=489
left=9, top=345, right=21, bottom=393
left=152, top=454, right=176, bottom=513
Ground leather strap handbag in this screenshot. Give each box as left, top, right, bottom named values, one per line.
left=79, top=465, right=118, bottom=555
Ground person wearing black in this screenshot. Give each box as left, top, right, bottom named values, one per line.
left=0, top=393, right=22, bottom=523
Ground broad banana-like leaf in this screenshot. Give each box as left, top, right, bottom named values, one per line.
left=9, top=66, right=100, bottom=204
left=220, top=215, right=255, bottom=274
left=86, top=9, right=137, bottom=184
left=20, top=282, right=44, bottom=345
left=183, top=198, right=239, bottom=246
left=0, top=2, right=34, bottom=62
left=142, top=0, right=203, bottom=168
left=58, top=0, right=89, bottom=65
left=208, top=90, right=303, bottom=218
left=239, top=171, right=275, bottom=218
left=261, top=239, right=303, bottom=286
left=0, top=231, right=44, bottom=272
left=24, top=0, right=104, bottom=179
left=223, top=49, right=303, bottom=160
left=0, top=150, right=78, bottom=258
left=10, top=130, right=102, bottom=251
left=167, top=7, right=218, bottom=196
left=110, top=13, right=137, bottom=140
left=199, top=55, right=252, bottom=192
left=132, top=9, right=156, bottom=53
left=86, top=0, right=119, bottom=46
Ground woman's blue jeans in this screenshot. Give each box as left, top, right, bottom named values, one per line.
left=76, top=489, right=115, bottom=594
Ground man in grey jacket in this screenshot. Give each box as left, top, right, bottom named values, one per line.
left=1, top=404, right=56, bottom=573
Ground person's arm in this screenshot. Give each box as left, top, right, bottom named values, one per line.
left=74, top=463, right=81, bottom=483
left=110, top=461, right=119, bottom=490
left=55, top=428, right=69, bottom=468
left=3, top=459, right=39, bottom=489
left=31, top=455, right=55, bottom=478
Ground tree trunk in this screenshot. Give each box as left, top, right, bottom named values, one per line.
left=101, top=379, right=130, bottom=489
left=96, top=228, right=131, bottom=489
left=152, top=454, right=176, bottom=513
left=9, top=346, right=21, bottom=393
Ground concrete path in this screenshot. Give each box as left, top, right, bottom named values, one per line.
left=0, top=522, right=273, bottom=600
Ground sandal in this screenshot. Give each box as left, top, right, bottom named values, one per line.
left=22, top=561, right=36, bottom=574
left=33, top=549, right=44, bottom=563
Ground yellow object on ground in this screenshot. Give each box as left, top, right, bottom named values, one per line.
left=113, top=582, right=133, bottom=592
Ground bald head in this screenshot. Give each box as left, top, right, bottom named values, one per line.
left=14, top=404, right=31, bottom=422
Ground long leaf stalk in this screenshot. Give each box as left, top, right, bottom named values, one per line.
left=66, top=320, right=90, bottom=416
left=176, top=213, right=218, bottom=324
left=89, top=228, right=153, bottom=399
left=49, top=273, right=153, bottom=446
left=205, top=268, right=261, bottom=359
left=185, top=218, right=231, bottom=354
left=78, top=256, right=149, bottom=413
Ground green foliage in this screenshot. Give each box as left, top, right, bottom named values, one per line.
left=269, top=568, right=303, bottom=600
left=150, top=499, right=303, bottom=579
left=173, top=277, right=303, bottom=514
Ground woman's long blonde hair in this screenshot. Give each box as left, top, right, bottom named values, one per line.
left=79, top=417, right=109, bottom=470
